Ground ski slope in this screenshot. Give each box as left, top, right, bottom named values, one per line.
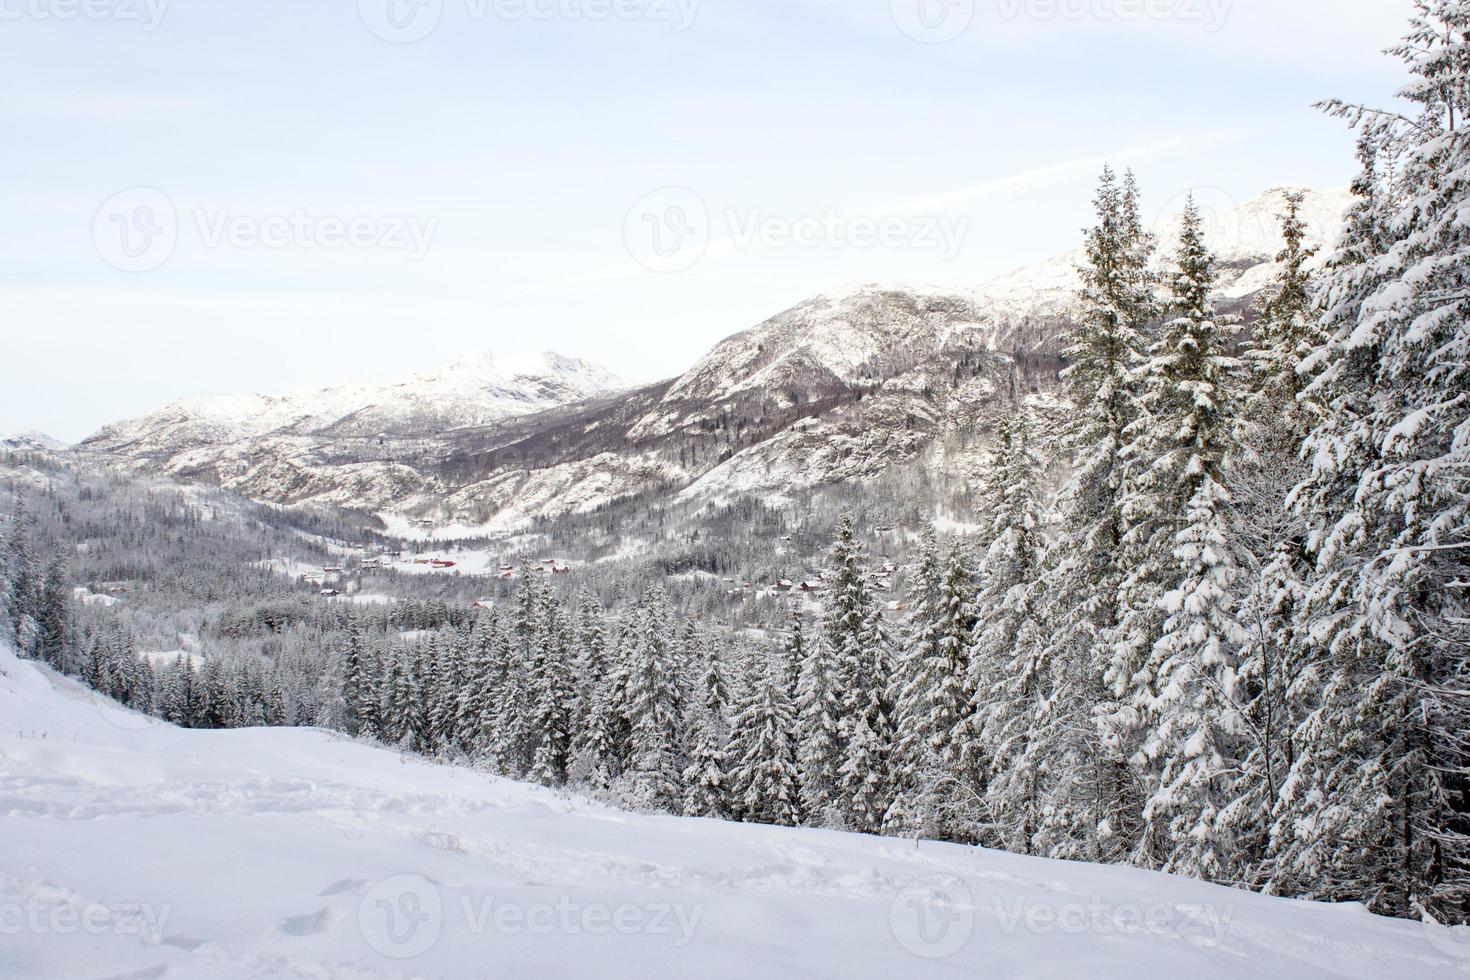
left=2, top=642, right=1466, bottom=979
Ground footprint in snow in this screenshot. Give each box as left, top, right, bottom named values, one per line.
left=316, top=878, right=367, bottom=897
left=278, top=907, right=331, bottom=937
left=158, top=936, right=206, bottom=951
left=97, top=968, right=167, bottom=980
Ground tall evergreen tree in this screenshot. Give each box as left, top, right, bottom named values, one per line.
left=972, top=389, right=1050, bottom=853
left=1047, top=165, right=1158, bottom=861
left=1127, top=197, right=1247, bottom=877
left=1226, top=190, right=1325, bottom=878
left=730, top=650, right=802, bottom=827
left=1275, top=3, right=1470, bottom=917
left=626, top=589, right=685, bottom=809
left=683, top=643, right=732, bottom=819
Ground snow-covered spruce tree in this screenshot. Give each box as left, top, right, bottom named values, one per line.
left=356, top=640, right=386, bottom=741
left=455, top=614, right=500, bottom=757
left=803, top=669, right=848, bottom=820
left=777, top=606, right=807, bottom=825
left=529, top=603, right=574, bottom=786
left=971, top=387, right=1051, bottom=854
left=885, top=524, right=941, bottom=836
left=838, top=601, right=895, bottom=835
left=492, top=571, right=546, bottom=777
left=36, top=550, right=73, bottom=672
left=1124, top=197, right=1248, bottom=879
left=2, top=517, right=41, bottom=656
left=158, top=655, right=192, bottom=725
left=573, top=613, right=633, bottom=789
left=380, top=644, right=423, bottom=752
left=412, top=637, right=443, bottom=753
left=729, top=647, right=802, bottom=827
left=1273, top=2, right=1470, bottom=919
left=625, top=588, right=686, bottom=810
left=1042, top=165, right=1158, bottom=862
left=1265, top=128, right=1413, bottom=910
left=819, top=515, right=894, bottom=833
left=797, top=575, right=850, bottom=823
left=1223, top=190, right=1326, bottom=879
left=573, top=591, right=610, bottom=719
left=338, top=611, right=369, bottom=737
left=426, top=631, right=465, bottom=755
left=682, top=645, right=732, bottom=818
left=782, top=602, right=805, bottom=708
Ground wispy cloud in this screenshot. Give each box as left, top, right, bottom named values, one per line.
left=866, top=128, right=1263, bottom=216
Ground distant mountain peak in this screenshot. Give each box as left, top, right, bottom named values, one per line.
left=82, top=350, right=631, bottom=454
left=0, top=430, right=68, bottom=452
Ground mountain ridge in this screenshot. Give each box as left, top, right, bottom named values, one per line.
left=71, top=186, right=1353, bottom=531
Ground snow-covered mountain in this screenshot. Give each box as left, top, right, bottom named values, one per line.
left=2, top=638, right=1458, bottom=979
left=0, top=430, right=68, bottom=453
left=971, top=185, right=1353, bottom=319
left=77, top=187, right=1352, bottom=530
left=84, top=351, right=629, bottom=455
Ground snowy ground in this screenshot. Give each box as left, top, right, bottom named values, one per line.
left=3, top=643, right=1467, bottom=979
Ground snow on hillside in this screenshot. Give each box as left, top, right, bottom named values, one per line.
left=83, top=351, right=630, bottom=452
left=2, top=642, right=1465, bottom=979
left=0, top=431, right=68, bottom=453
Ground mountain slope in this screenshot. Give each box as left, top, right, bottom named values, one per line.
left=83, top=351, right=629, bottom=456
left=2, top=640, right=1461, bottom=979
left=0, top=430, right=67, bottom=452
left=76, top=187, right=1352, bottom=530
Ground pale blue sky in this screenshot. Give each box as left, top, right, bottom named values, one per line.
left=1, top=0, right=1412, bottom=441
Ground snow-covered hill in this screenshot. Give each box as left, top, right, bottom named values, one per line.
left=74, top=187, right=1352, bottom=530
left=1, top=641, right=1463, bottom=979
left=83, top=351, right=629, bottom=455
left=0, top=430, right=68, bottom=453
